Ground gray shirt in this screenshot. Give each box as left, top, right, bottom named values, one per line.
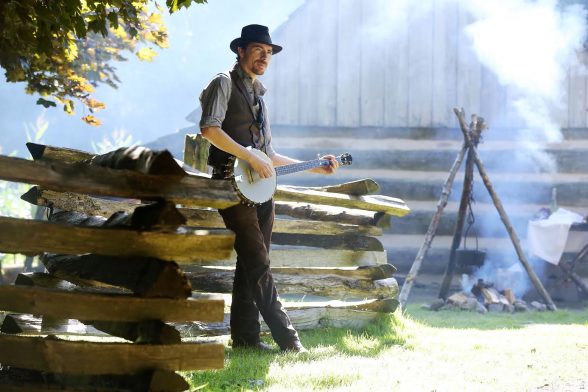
left=199, top=63, right=275, bottom=157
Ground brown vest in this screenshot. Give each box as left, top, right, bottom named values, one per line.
left=208, top=69, right=265, bottom=168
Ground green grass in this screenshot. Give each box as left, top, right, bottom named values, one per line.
left=186, top=306, right=588, bottom=391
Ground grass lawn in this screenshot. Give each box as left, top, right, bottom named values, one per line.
left=186, top=305, right=588, bottom=391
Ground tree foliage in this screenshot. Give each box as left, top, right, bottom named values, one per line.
left=0, top=0, right=206, bottom=125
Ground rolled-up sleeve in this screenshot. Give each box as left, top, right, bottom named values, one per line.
left=199, top=74, right=231, bottom=129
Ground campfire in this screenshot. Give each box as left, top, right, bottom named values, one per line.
left=423, top=278, right=548, bottom=313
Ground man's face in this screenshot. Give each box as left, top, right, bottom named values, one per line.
left=238, top=42, right=273, bottom=77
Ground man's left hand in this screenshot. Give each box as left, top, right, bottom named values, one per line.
left=313, top=155, right=338, bottom=175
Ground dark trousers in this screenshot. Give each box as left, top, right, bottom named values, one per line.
left=218, top=199, right=299, bottom=349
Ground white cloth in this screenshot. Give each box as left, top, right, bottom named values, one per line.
left=527, top=208, right=584, bottom=265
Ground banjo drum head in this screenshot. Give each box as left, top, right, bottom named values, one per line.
left=233, top=154, right=277, bottom=204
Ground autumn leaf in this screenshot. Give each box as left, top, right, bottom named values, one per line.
left=82, top=115, right=102, bottom=126
left=147, top=13, right=163, bottom=25
left=63, top=100, right=75, bottom=114
left=85, top=98, right=106, bottom=112
left=136, top=47, right=157, bottom=62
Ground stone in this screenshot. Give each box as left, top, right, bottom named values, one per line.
left=439, top=303, right=457, bottom=311
left=461, top=298, right=481, bottom=311
left=503, top=304, right=515, bottom=313
left=487, top=303, right=504, bottom=312
left=428, top=298, right=446, bottom=311
left=530, top=301, right=547, bottom=311
left=514, top=300, right=529, bottom=312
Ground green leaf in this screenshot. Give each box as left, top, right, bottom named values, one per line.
left=107, top=12, right=119, bottom=29
left=88, top=18, right=108, bottom=36
left=6, top=67, right=26, bottom=82
left=73, top=17, right=87, bottom=38
left=36, top=98, right=57, bottom=108
left=167, top=0, right=179, bottom=13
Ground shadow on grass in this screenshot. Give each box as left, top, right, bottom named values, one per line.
left=185, top=313, right=408, bottom=391
left=405, top=304, right=588, bottom=331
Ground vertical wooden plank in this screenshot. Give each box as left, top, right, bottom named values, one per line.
left=568, top=51, right=588, bottom=128
left=552, top=60, right=569, bottom=130
left=561, top=61, right=571, bottom=130
left=360, top=0, right=387, bottom=126
left=263, top=25, right=279, bottom=121
left=384, top=3, right=409, bottom=127
left=337, top=0, right=361, bottom=127
left=314, top=0, right=338, bottom=126
left=408, top=0, right=434, bottom=128
left=272, top=10, right=303, bottom=126
left=432, top=0, right=459, bottom=128
left=456, top=4, right=482, bottom=116
left=298, top=1, right=319, bottom=126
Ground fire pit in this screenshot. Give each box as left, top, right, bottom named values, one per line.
left=422, top=278, right=548, bottom=313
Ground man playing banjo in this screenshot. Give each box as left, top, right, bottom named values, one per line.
left=199, top=24, right=338, bottom=352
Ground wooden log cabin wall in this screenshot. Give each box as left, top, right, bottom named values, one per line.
left=263, top=0, right=588, bottom=131
left=0, top=140, right=409, bottom=389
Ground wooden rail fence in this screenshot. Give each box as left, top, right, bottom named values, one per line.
left=0, top=144, right=234, bottom=391
left=0, top=141, right=410, bottom=390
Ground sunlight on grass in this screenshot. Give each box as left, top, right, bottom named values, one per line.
left=186, top=307, right=588, bottom=391
left=266, top=357, right=362, bottom=391
left=342, top=331, right=380, bottom=354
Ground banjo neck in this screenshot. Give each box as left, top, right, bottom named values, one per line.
left=275, top=156, right=345, bottom=177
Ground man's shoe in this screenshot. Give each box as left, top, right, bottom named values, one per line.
left=232, top=341, right=274, bottom=351
left=281, top=340, right=308, bottom=354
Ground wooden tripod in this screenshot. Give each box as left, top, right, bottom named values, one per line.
left=398, top=108, right=557, bottom=310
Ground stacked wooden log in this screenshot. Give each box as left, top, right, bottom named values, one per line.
left=0, top=145, right=238, bottom=391
left=182, top=135, right=411, bottom=335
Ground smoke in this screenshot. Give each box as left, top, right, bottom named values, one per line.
left=461, top=257, right=533, bottom=299
left=466, top=0, right=585, bottom=105
left=464, top=0, right=587, bottom=172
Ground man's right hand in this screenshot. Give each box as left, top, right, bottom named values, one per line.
left=247, top=150, right=274, bottom=179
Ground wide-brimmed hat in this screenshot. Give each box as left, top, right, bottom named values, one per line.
left=230, top=24, right=282, bottom=55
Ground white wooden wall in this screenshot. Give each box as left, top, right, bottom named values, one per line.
left=263, top=0, right=588, bottom=130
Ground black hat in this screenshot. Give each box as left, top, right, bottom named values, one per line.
left=230, top=24, right=282, bottom=55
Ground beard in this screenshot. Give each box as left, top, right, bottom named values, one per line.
left=252, top=61, right=267, bottom=75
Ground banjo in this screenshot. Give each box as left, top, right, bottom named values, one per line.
left=223, top=148, right=352, bottom=205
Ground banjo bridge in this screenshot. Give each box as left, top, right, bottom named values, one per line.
left=246, top=169, right=255, bottom=184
